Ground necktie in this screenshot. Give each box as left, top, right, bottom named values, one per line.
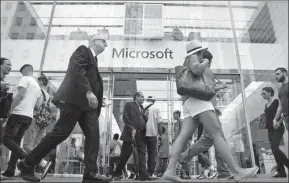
left=94, top=56, right=98, bottom=67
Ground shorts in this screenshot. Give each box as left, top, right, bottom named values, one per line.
left=183, top=97, right=214, bottom=118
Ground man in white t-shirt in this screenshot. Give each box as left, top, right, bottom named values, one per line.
left=23, top=76, right=53, bottom=174
left=2, top=64, right=41, bottom=178
left=145, top=96, right=162, bottom=176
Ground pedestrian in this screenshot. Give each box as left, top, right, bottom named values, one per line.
left=22, top=76, right=53, bottom=174
left=261, top=86, right=289, bottom=177
left=17, top=34, right=111, bottom=183
left=163, top=40, right=259, bottom=182
left=0, top=57, right=12, bottom=180
left=273, top=67, right=288, bottom=131
left=153, top=127, right=169, bottom=177
left=3, top=64, right=48, bottom=179
left=112, top=91, right=157, bottom=181
left=145, top=96, right=162, bottom=176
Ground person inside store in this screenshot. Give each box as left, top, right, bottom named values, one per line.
left=109, top=133, right=122, bottom=175
left=261, top=86, right=289, bottom=177
left=0, top=57, right=12, bottom=181
left=153, top=126, right=169, bottom=178
left=162, top=40, right=259, bottom=182
left=112, top=91, right=158, bottom=181
left=16, top=34, right=111, bottom=183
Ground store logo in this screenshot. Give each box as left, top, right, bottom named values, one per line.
left=112, top=48, right=174, bottom=59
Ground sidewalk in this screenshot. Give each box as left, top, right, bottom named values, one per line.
left=2, top=174, right=288, bottom=182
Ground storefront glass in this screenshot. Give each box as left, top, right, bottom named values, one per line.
left=1, top=0, right=287, bottom=176
left=232, top=1, right=288, bottom=174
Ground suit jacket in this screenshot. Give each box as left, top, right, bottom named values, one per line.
left=53, top=45, right=103, bottom=116
left=120, top=102, right=148, bottom=142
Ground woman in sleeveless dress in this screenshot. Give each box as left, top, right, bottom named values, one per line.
left=163, top=40, right=259, bottom=182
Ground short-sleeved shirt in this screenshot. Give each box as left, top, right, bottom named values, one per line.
left=146, top=105, right=162, bottom=137
left=278, top=82, right=288, bottom=117
left=12, top=76, right=41, bottom=118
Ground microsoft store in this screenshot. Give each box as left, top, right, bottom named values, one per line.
left=1, top=0, right=288, bottom=176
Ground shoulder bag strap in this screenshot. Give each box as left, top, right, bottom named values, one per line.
left=40, top=89, right=46, bottom=102
left=214, top=76, right=223, bottom=83
left=144, top=103, right=154, bottom=111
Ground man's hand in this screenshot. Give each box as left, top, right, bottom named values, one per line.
left=86, top=91, right=98, bottom=109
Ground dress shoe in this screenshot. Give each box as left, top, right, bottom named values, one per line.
left=82, top=172, right=111, bottom=183
left=139, top=176, right=159, bottom=181
left=17, top=160, right=40, bottom=182
left=2, top=170, right=15, bottom=178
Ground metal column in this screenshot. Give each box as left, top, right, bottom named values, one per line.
left=228, top=1, right=256, bottom=166
left=38, top=1, right=57, bottom=76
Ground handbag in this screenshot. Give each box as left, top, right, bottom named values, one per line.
left=259, top=113, right=267, bottom=129
left=175, top=65, right=215, bottom=101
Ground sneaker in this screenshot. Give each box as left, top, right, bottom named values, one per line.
left=234, top=166, right=259, bottom=182
left=208, top=168, right=218, bottom=179
left=203, top=169, right=210, bottom=178
left=197, top=174, right=205, bottom=179
left=41, top=161, right=52, bottom=180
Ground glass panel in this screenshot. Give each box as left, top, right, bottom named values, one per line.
left=233, top=1, right=288, bottom=174
left=1, top=1, right=53, bottom=71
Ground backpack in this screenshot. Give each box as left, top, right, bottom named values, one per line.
left=34, top=89, right=52, bottom=128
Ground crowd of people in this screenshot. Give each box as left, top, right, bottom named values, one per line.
left=0, top=35, right=288, bottom=183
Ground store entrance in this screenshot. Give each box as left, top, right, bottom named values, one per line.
left=44, top=70, right=244, bottom=176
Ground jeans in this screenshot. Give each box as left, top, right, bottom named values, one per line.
left=146, top=136, right=157, bottom=176
left=268, top=125, right=289, bottom=175
left=23, top=119, right=46, bottom=153
left=3, top=114, right=32, bottom=172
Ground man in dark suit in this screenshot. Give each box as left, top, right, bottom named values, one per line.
left=17, top=34, right=111, bottom=183
left=112, top=92, right=157, bottom=181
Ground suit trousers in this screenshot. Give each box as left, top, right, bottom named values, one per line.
left=3, top=114, right=32, bottom=172
left=25, top=102, right=100, bottom=175
left=113, top=129, right=150, bottom=178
